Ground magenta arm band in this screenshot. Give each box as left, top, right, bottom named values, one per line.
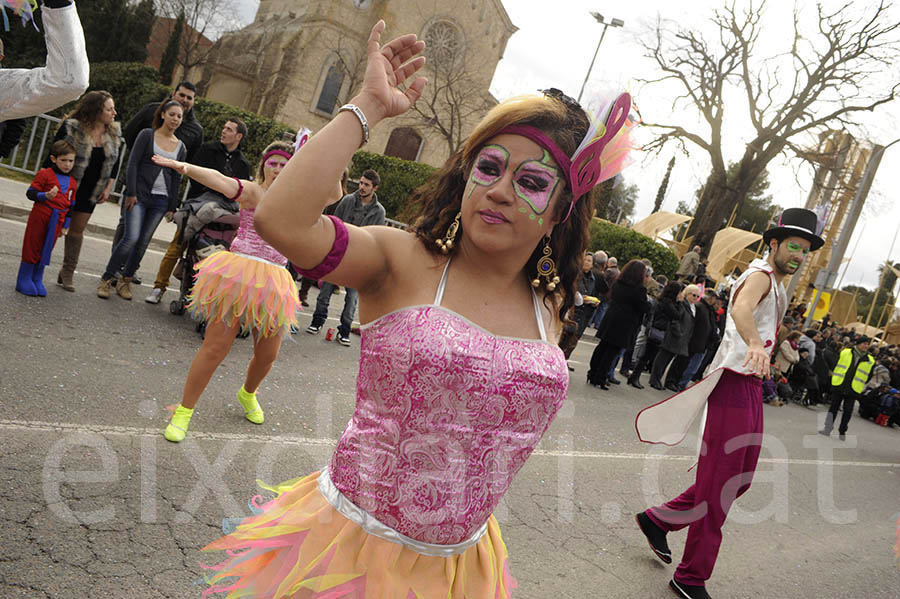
left=294, top=215, right=349, bottom=279
left=229, top=177, right=244, bottom=201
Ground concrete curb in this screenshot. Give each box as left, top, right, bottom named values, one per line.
left=0, top=201, right=171, bottom=252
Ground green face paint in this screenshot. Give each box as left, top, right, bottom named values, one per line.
left=518, top=206, right=543, bottom=225
left=786, top=241, right=810, bottom=256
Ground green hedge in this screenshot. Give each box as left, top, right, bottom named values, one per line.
left=589, top=219, right=679, bottom=280
left=49, top=62, right=294, bottom=168
left=349, top=151, right=437, bottom=220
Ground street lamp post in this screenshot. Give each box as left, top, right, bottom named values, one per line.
left=577, top=12, right=624, bottom=103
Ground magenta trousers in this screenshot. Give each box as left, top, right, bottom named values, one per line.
left=646, top=369, right=763, bottom=587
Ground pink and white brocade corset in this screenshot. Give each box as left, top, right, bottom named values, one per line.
left=228, top=206, right=287, bottom=266
left=328, top=304, right=569, bottom=546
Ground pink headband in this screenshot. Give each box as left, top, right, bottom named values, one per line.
left=263, top=149, right=292, bottom=164
left=496, top=92, right=633, bottom=222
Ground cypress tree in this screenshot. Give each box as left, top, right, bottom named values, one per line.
left=159, top=9, right=185, bottom=85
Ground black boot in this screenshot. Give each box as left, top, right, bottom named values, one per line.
left=669, top=578, right=711, bottom=599
left=635, top=511, right=671, bottom=564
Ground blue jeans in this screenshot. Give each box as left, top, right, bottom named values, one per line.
left=103, top=194, right=169, bottom=279
left=678, top=352, right=707, bottom=388
left=311, top=281, right=358, bottom=337
left=609, top=348, right=625, bottom=379
left=591, top=300, right=608, bottom=333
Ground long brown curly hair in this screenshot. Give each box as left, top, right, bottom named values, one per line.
left=65, top=90, right=114, bottom=129
left=408, top=94, right=593, bottom=324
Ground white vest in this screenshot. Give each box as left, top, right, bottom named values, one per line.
left=706, top=258, right=786, bottom=376
left=635, top=258, right=786, bottom=446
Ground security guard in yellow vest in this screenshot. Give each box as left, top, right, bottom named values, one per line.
left=819, top=336, right=875, bottom=440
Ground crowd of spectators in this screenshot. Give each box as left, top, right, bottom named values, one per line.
left=568, top=249, right=900, bottom=432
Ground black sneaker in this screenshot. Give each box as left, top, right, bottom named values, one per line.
left=608, top=376, right=621, bottom=385
left=338, top=334, right=351, bottom=346
left=635, top=511, right=672, bottom=564
left=306, top=324, right=321, bottom=334
left=669, top=578, right=711, bottom=599
left=131, top=274, right=142, bottom=286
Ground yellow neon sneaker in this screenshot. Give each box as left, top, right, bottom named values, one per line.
left=237, top=386, right=264, bottom=424
left=164, top=405, right=194, bottom=442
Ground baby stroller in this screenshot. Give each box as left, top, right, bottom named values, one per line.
left=168, top=197, right=241, bottom=329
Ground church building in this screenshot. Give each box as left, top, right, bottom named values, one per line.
left=198, top=0, right=516, bottom=166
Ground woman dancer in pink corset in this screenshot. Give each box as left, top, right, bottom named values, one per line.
left=200, top=21, right=635, bottom=597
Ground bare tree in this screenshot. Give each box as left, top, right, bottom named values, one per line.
left=639, top=1, right=900, bottom=252
left=155, top=0, right=241, bottom=80
left=410, top=57, right=496, bottom=156
left=329, top=29, right=368, bottom=108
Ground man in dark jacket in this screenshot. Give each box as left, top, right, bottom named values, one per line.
left=559, top=253, right=599, bottom=362
left=145, top=118, right=251, bottom=304
left=651, top=285, right=697, bottom=391
left=591, top=256, right=619, bottom=334
left=675, top=288, right=718, bottom=389
left=306, top=169, right=386, bottom=346
left=114, top=81, right=204, bottom=282
left=123, top=81, right=204, bottom=160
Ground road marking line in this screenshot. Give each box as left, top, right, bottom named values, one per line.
left=2, top=419, right=896, bottom=468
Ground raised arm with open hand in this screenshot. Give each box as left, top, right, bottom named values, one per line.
left=152, top=154, right=253, bottom=206
left=357, top=20, right=428, bottom=123
left=255, top=21, right=427, bottom=293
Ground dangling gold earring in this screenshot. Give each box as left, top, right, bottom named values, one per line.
left=531, top=236, right=560, bottom=291
left=435, top=211, right=461, bottom=254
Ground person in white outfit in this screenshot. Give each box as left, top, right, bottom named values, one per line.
left=0, top=1, right=89, bottom=120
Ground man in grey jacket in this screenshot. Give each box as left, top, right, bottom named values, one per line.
left=306, top=169, right=385, bottom=346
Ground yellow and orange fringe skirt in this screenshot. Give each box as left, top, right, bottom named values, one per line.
left=201, top=471, right=516, bottom=598
left=187, top=251, right=300, bottom=337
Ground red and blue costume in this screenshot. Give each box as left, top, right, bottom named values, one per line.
left=16, top=166, right=77, bottom=296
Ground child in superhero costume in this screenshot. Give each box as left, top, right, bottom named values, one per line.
left=16, top=140, right=78, bottom=296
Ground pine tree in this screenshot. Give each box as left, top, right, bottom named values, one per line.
left=159, top=9, right=185, bottom=85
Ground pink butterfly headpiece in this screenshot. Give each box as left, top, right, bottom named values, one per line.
left=498, top=90, right=635, bottom=222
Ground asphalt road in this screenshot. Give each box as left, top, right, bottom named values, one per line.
left=1, top=217, right=898, bottom=598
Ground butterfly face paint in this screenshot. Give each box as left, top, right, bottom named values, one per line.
left=468, top=143, right=560, bottom=227
left=513, top=150, right=561, bottom=226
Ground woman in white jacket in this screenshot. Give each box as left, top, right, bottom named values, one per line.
left=774, top=331, right=801, bottom=374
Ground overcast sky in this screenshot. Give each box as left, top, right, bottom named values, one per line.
left=231, top=0, right=900, bottom=291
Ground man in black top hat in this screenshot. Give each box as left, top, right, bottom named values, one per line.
left=636, top=207, right=825, bottom=599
